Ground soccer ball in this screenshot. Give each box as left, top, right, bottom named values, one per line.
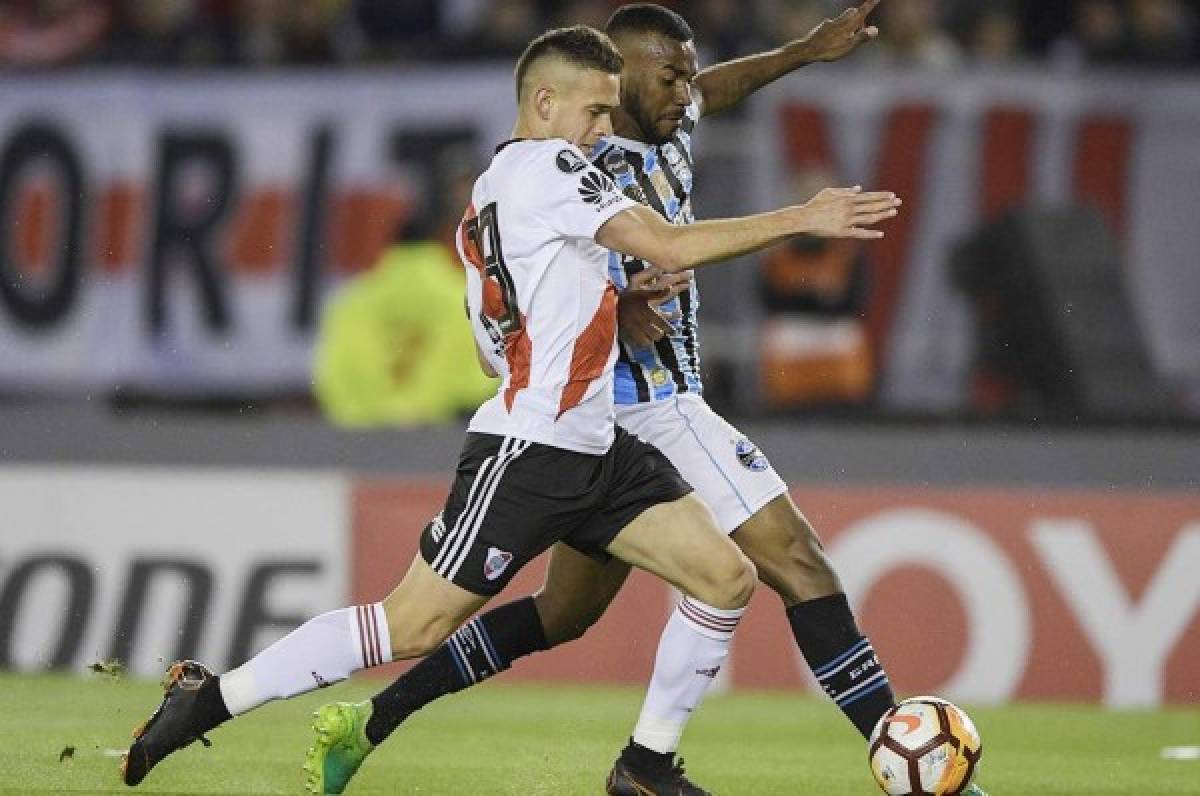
left=868, top=696, right=982, bottom=795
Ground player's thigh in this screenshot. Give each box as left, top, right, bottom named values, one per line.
left=381, top=555, right=489, bottom=660
left=534, top=542, right=632, bottom=646
left=617, top=395, right=787, bottom=534
left=605, top=492, right=755, bottom=610
left=731, top=493, right=842, bottom=606
left=420, top=434, right=597, bottom=598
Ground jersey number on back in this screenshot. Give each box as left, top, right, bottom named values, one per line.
left=465, top=202, right=522, bottom=335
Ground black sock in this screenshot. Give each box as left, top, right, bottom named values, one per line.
left=365, top=596, right=549, bottom=745
left=786, top=593, right=895, bottom=738
left=194, top=677, right=232, bottom=734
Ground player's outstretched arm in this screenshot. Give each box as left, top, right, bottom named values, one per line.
left=596, top=187, right=900, bottom=274
left=693, top=0, right=881, bottom=117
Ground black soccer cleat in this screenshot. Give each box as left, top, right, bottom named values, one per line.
left=606, top=747, right=713, bottom=796
left=120, top=660, right=217, bottom=786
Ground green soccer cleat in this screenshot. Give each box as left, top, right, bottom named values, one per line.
left=962, top=784, right=989, bottom=796
left=304, top=701, right=376, bottom=795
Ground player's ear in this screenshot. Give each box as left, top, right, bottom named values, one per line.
left=534, top=86, right=555, bottom=122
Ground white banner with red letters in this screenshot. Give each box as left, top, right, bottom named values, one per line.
left=0, top=69, right=1197, bottom=406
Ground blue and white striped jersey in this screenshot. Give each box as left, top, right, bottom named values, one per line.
left=592, top=100, right=702, bottom=405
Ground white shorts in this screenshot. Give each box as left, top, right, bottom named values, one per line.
left=615, top=393, right=788, bottom=534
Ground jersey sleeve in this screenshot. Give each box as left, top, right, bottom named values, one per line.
left=522, top=143, right=637, bottom=241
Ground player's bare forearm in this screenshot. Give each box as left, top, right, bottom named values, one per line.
left=660, top=210, right=804, bottom=271
left=694, top=43, right=820, bottom=118
left=694, top=0, right=882, bottom=117
left=597, top=188, right=901, bottom=274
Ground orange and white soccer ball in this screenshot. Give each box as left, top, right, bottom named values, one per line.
left=868, top=696, right=983, bottom=795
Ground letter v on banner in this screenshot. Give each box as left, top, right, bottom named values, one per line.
left=1030, top=520, right=1200, bottom=708
left=779, top=103, right=938, bottom=366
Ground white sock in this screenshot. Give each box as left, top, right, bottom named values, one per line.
left=632, top=597, right=745, bottom=754
left=218, top=603, right=392, bottom=716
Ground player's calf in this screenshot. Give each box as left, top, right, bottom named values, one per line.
left=732, top=493, right=841, bottom=605
left=735, top=497, right=895, bottom=738
left=379, top=556, right=489, bottom=660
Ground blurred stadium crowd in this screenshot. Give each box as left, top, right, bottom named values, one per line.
left=1, top=0, right=1198, bottom=71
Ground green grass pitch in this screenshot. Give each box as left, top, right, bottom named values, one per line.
left=1, top=673, right=1197, bottom=794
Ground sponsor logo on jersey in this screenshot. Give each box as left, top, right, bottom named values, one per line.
left=556, top=148, right=587, bottom=173
left=578, top=170, right=618, bottom=206
left=735, top=438, right=770, bottom=472
left=483, top=546, right=514, bottom=581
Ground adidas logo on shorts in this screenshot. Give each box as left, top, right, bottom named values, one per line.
left=429, top=512, right=447, bottom=544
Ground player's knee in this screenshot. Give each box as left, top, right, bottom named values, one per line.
left=697, top=550, right=757, bottom=610
left=728, top=552, right=758, bottom=607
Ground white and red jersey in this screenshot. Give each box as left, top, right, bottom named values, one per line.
left=458, top=138, right=637, bottom=455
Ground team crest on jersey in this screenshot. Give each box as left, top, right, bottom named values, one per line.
left=483, top=546, right=514, bottom=581
left=735, top=438, right=770, bottom=472
left=578, top=171, right=618, bottom=206
left=556, top=148, right=587, bottom=173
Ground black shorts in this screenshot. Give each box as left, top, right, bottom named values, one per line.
left=420, top=427, right=692, bottom=596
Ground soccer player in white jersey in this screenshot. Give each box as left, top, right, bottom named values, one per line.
left=320, top=3, right=955, bottom=796
left=304, top=9, right=913, bottom=796
left=119, top=24, right=900, bottom=792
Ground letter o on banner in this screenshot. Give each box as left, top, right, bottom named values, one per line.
left=0, top=122, right=85, bottom=328
left=827, top=508, right=1031, bottom=704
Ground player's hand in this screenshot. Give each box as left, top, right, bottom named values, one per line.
left=797, top=0, right=882, bottom=63
left=618, top=268, right=690, bottom=347
left=624, top=266, right=691, bottom=302
left=794, top=186, right=901, bottom=240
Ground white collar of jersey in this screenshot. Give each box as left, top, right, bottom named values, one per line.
left=601, top=134, right=653, bottom=155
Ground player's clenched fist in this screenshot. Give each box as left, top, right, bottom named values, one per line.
left=794, top=186, right=902, bottom=240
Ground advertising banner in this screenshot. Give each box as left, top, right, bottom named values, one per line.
left=0, top=71, right=510, bottom=393
left=353, top=481, right=1200, bottom=707
left=1, top=71, right=1198, bottom=405
left=0, top=467, right=348, bottom=677
left=2, top=466, right=1195, bottom=706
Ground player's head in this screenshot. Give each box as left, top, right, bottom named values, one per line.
left=605, top=3, right=698, bottom=145
left=514, top=25, right=623, bottom=151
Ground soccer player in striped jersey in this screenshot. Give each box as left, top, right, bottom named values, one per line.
left=602, top=7, right=983, bottom=793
